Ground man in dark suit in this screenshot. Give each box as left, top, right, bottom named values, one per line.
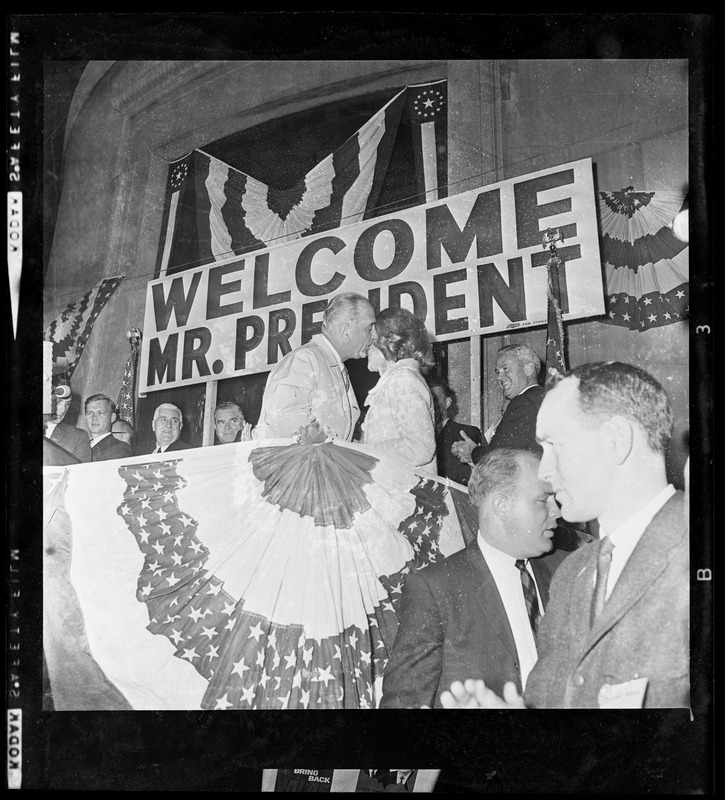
left=44, top=386, right=91, bottom=464
left=428, top=377, right=481, bottom=485
left=452, top=343, right=545, bottom=467
left=380, top=448, right=572, bottom=709
left=442, top=362, right=689, bottom=710
left=84, top=394, right=133, bottom=462
left=142, top=402, right=191, bottom=454
left=213, top=401, right=253, bottom=445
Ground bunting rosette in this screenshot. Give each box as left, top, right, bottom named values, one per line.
left=598, top=187, right=688, bottom=331
left=43, top=439, right=473, bottom=710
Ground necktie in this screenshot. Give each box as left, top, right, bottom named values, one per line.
left=590, top=536, right=616, bottom=627
left=515, top=559, right=541, bottom=635
left=340, top=364, right=350, bottom=392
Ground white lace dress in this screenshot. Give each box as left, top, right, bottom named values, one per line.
left=361, top=358, right=437, bottom=473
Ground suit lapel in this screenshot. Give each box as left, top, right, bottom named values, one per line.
left=313, top=337, right=355, bottom=440
left=466, top=544, right=518, bottom=663
left=590, top=493, right=685, bottom=640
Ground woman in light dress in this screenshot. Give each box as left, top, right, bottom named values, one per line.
left=361, top=307, right=437, bottom=473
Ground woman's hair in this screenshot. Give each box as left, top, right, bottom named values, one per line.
left=374, top=307, right=435, bottom=371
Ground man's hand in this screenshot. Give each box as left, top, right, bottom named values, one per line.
left=239, top=422, right=254, bottom=441
left=440, top=679, right=526, bottom=709
left=451, top=430, right=477, bottom=466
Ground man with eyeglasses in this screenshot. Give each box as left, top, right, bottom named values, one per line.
left=143, top=403, right=191, bottom=454
left=111, top=418, right=135, bottom=450
left=84, top=394, right=133, bottom=462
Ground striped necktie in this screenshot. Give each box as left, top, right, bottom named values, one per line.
left=590, top=536, right=615, bottom=627
left=515, top=559, right=541, bottom=635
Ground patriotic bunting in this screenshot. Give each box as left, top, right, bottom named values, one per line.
left=43, top=439, right=471, bottom=710
left=161, top=81, right=448, bottom=270
left=116, top=327, right=141, bottom=425
left=43, top=275, right=124, bottom=378
left=598, top=187, right=689, bottom=331
left=407, top=80, right=448, bottom=202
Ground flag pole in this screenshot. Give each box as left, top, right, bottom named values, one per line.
left=542, top=227, right=568, bottom=379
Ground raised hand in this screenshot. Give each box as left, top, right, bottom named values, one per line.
left=451, top=430, right=477, bottom=466
left=440, top=679, right=526, bottom=709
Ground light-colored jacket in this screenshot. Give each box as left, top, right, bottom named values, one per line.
left=361, top=358, right=436, bottom=472
left=255, top=335, right=359, bottom=441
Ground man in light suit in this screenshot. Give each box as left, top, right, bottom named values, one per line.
left=380, top=448, right=572, bottom=709
left=142, top=403, right=192, bottom=454
left=255, top=292, right=376, bottom=441
left=84, top=394, right=133, bottom=462
left=442, top=361, right=689, bottom=710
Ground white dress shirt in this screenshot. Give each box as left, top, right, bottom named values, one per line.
left=598, top=483, right=676, bottom=600
left=89, top=431, right=112, bottom=448
left=476, top=534, right=541, bottom=689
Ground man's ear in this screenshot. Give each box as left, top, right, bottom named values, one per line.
left=604, top=415, right=634, bottom=465
left=523, top=362, right=535, bottom=378
left=111, top=411, right=118, bottom=425
left=445, top=397, right=453, bottom=411
left=490, top=492, right=510, bottom=520
left=339, top=321, right=351, bottom=342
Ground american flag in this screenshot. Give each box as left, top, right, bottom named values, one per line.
left=407, top=80, right=448, bottom=201
left=116, top=328, right=141, bottom=425
left=113, top=449, right=460, bottom=710
left=44, top=276, right=124, bottom=378
left=544, top=249, right=567, bottom=380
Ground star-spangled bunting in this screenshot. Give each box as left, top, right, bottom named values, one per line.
left=114, top=457, right=455, bottom=709
left=597, top=187, right=688, bottom=331
left=44, top=276, right=124, bottom=378
left=116, top=328, right=141, bottom=425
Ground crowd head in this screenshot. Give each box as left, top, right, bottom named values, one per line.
left=152, top=403, right=183, bottom=447
left=536, top=361, right=673, bottom=525
left=495, top=344, right=541, bottom=401
left=368, top=307, right=434, bottom=372
left=322, top=291, right=377, bottom=360
left=214, top=401, right=245, bottom=444
left=84, top=394, right=117, bottom=437
left=111, top=418, right=134, bottom=444
left=468, top=447, right=560, bottom=560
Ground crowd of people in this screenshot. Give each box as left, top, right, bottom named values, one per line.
left=43, top=290, right=690, bottom=709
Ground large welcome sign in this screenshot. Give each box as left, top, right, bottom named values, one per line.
left=140, top=159, right=604, bottom=392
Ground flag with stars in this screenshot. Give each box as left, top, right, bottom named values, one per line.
left=43, top=438, right=472, bottom=710
left=116, top=328, right=141, bottom=425
left=545, top=263, right=567, bottom=380
left=598, top=187, right=689, bottom=331
left=163, top=89, right=408, bottom=270
left=407, top=80, right=448, bottom=202
left=43, top=275, right=124, bottom=378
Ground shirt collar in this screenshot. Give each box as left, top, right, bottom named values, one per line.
left=316, top=333, right=344, bottom=368
left=476, top=532, right=519, bottom=570
left=600, top=483, right=676, bottom=551
left=90, top=431, right=112, bottom=446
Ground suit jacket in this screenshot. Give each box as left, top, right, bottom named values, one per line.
left=49, top=422, right=91, bottom=463
left=255, top=335, right=359, bottom=441
left=525, top=492, right=689, bottom=709
left=44, top=436, right=82, bottom=466
left=379, top=541, right=571, bottom=709
left=472, top=385, right=545, bottom=463
left=90, top=433, right=133, bottom=462
left=141, top=438, right=192, bottom=455
left=436, top=419, right=482, bottom=485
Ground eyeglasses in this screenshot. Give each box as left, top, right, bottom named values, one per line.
left=155, top=416, right=181, bottom=427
